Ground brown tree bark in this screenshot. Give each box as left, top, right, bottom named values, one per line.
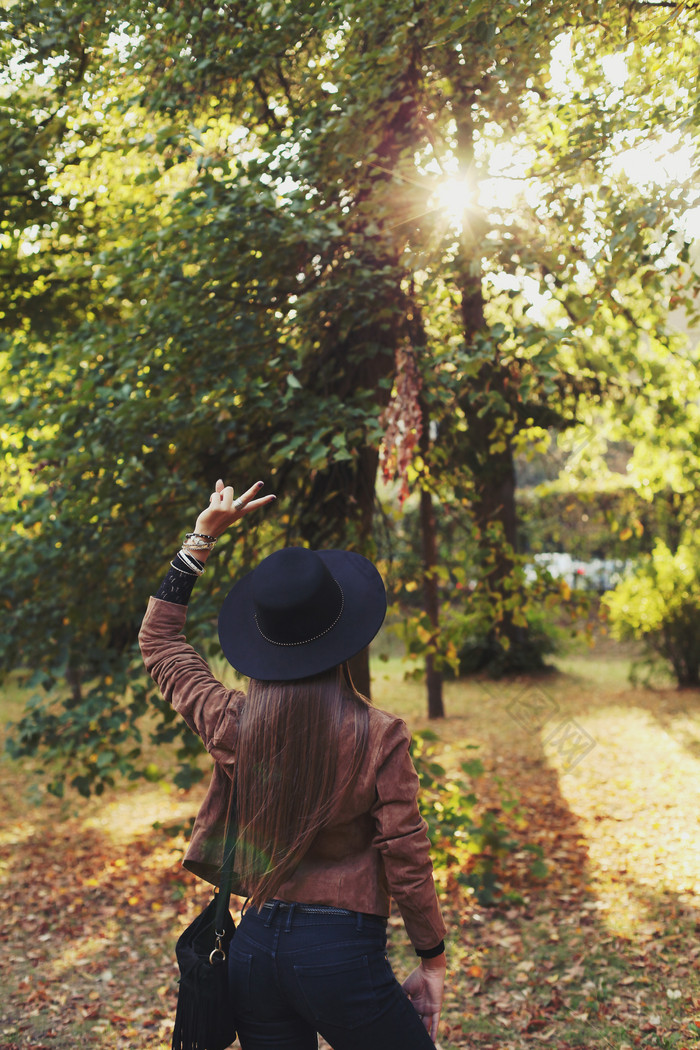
left=293, top=78, right=421, bottom=697
left=419, top=483, right=445, bottom=718
left=409, top=305, right=446, bottom=719
left=296, top=324, right=397, bottom=699
left=451, top=104, right=540, bottom=670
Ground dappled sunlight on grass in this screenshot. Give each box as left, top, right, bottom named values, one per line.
left=81, top=783, right=204, bottom=844
left=47, top=925, right=125, bottom=982
left=552, top=650, right=643, bottom=690
left=552, top=649, right=675, bottom=691
left=548, top=703, right=700, bottom=937
left=371, top=655, right=434, bottom=720
left=0, top=814, right=43, bottom=849
left=379, top=641, right=700, bottom=946
left=370, top=653, right=497, bottom=727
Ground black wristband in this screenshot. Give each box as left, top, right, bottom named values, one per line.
left=154, top=552, right=206, bottom=605
left=415, top=940, right=445, bottom=959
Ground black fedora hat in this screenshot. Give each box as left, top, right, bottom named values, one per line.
left=218, top=547, right=387, bottom=681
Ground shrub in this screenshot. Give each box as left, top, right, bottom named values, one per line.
left=411, top=731, right=547, bottom=906
left=397, top=569, right=570, bottom=681
left=603, top=540, right=700, bottom=687
left=449, top=564, right=583, bottom=677
left=452, top=601, right=559, bottom=678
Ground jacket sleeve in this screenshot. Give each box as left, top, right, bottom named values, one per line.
left=371, top=719, right=446, bottom=953
left=138, top=596, right=245, bottom=767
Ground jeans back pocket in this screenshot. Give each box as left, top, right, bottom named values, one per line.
left=292, top=951, right=385, bottom=1030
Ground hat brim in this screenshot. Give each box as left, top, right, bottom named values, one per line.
left=218, top=550, right=387, bottom=681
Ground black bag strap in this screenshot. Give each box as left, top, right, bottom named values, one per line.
left=213, top=773, right=238, bottom=934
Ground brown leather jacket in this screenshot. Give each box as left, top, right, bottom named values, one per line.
left=139, top=597, right=446, bottom=953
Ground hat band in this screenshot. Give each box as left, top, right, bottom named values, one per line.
left=254, top=583, right=345, bottom=647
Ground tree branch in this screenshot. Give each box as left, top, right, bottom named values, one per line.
left=274, top=57, right=296, bottom=116
left=252, top=75, right=284, bottom=131
left=629, top=1, right=694, bottom=7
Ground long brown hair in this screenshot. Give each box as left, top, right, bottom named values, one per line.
left=234, top=663, right=370, bottom=908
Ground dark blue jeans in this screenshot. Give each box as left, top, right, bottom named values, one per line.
left=228, top=901, right=436, bottom=1050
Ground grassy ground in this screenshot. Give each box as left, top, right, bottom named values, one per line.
left=1, top=638, right=699, bottom=1050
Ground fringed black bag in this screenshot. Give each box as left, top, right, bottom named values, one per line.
left=172, top=784, right=238, bottom=1050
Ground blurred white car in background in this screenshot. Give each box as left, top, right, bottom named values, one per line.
left=525, top=552, right=629, bottom=592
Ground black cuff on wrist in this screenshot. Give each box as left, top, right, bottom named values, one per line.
left=415, top=940, right=445, bottom=959
left=154, top=552, right=206, bottom=605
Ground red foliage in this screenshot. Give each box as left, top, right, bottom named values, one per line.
left=379, top=344, right=423, bottom=504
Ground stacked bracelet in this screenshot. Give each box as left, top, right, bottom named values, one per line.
left=171, top=549, right=206, bottom=576
left=184, top=532, right=218, bottom=551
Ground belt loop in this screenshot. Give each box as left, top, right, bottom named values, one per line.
left=285, top=902, right=297, bottom=933
left=264, top=900, right=280, bottom=928
left=356, top=911, right=364, bottom=932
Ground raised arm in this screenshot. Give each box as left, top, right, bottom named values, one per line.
left=138, top=477, right=276, bottom=758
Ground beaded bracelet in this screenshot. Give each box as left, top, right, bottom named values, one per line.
left=183, top=532, right=218, bottom=551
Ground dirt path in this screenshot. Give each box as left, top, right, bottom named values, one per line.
left=390, top=660, right=700, bottom=1049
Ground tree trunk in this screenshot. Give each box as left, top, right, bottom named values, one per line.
left=65, top=665, right=82, bottom=707
left=297, top=328, right=397, bottom=700
left=452, top=104, right=540, bottom=671
left=292, top=80, right=421, bottom=697
left=419, top=484, right=445, bottom=718
left=413, top=351, right=445, bottom=719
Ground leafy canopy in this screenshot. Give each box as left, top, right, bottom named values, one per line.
left=1, top=0, right=698, bottom=792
